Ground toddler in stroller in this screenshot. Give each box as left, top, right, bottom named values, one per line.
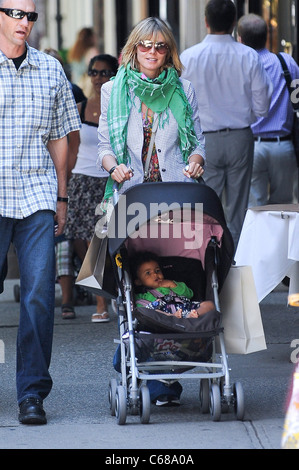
left=107, top=181, right=245, bottom=424
left=114, top=251, right=216, bottom=406
left=132, top=251, right=215, bottom=319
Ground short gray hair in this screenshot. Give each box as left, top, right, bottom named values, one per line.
left=237, top=14, right=267, bottom=50
left=0, top=0, right=36, bottom=7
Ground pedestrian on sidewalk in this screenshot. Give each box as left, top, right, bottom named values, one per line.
left=65, top=54, right=119, bottom=323
left=0, top=0, right=81, bottom=424
left=180, top=0, right=272, bottom=249
left=98, top=16, right=205, bottom=404
left=237, top=13, right=299, bottom=207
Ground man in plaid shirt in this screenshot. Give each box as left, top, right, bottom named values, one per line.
left=0, top=0, right=81, bottom=424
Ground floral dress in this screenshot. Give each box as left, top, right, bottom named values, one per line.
left=142, top=112, right=162, bottom=182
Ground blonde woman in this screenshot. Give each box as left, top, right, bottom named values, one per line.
left=98, top=17, right=206, bottom=211
left=98, top=17, right=206, bottom=406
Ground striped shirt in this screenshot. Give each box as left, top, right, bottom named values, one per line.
left=251, top=49, right=299, bottom=137
left=180, top=35, right=272, bottom=132
left=0, top=45, right=81, bottom=219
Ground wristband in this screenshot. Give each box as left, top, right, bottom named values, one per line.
left=57, top=196, right=69, bottom=203
left=109, top=166, right=117, bottom=175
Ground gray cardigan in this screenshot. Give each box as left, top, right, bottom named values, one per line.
left=97, top=77, right=205, bottom=195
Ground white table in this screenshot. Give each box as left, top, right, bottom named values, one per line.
left=235, top=204, right=299, bottom=303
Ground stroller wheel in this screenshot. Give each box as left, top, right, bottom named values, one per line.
left=115, top=385, right=127, bottom=425
left=199, top=379, right=210, bottom=414
left=220, top=377, right=229, bottom=414
left=233, top=382, right=245, bottom=421
left=139, top=385, right=151, bottom=424
left=108, top=379, right=117, bottom=416
left=210, top=383, right=221, bottom=422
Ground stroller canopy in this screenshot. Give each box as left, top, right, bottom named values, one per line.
left=107, top=182, right=234, bottom=292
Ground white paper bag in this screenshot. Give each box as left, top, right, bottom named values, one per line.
left=218, top=265, right=267, bottom=354
left=76, top=233, right=117, bottom=299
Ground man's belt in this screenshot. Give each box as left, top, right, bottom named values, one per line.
left=204, top=126, right=250, bottom=134
left=254, top=135, right=292, bottom=142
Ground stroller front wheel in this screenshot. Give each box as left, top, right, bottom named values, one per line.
left=139, top=385, right=151, bottom=424
left=210, top=383, right=221, bottom=422
left=233, top=381, right=245, bottom=421
left=199, top=379, right=210, bottom=414
left=115, top=385, right=127, bottom=425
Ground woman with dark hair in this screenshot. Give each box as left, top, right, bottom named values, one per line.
left=64, top=54, right=118, bottom=323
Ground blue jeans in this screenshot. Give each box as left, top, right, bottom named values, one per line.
left=0, top=211, right=56, bottom=404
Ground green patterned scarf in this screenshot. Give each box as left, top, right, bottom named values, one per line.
left=102, top=65, right=198, bottom=207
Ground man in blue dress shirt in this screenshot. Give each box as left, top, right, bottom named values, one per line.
left=238, top=13, right=299, bottom=207
left=180, top=0, right=272, bottom=250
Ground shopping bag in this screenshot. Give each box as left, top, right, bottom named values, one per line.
left=76, top=232, right=117, bottom=299
left=217, top=265, right=267, bottom=354
left=281, top=364, right=299, bottom=449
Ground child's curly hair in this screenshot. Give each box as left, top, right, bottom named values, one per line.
left=129, top=251, right=160, bottom=282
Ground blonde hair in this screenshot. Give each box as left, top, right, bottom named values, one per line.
left=120, top=17, right=183, bottom=76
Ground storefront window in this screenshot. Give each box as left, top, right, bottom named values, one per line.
left=262, top=0, right=279, bottom=52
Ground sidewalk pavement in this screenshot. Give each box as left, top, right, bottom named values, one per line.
left=0, top=279, right=296, bottom=451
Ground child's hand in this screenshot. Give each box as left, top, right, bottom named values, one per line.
left=186, top=310, right=199, bottom=318
left=160, top=279, right=177, bottom=288
left=174, top=309, right=182, bottom=318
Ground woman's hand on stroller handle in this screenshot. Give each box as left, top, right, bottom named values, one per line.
left=110, top=164, right=134, bottom=183
left=183, top=158, right=204, bottom=180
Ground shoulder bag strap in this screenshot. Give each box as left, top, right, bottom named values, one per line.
left=277, top=53, right=299, bottom=111
left=144, top=113, right=159, bottom=179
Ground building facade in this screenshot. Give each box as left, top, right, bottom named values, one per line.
left=33, top=0, right=298, bottom=66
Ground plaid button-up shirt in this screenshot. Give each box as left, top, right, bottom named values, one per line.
left=0, top=44, right=81, bottom=219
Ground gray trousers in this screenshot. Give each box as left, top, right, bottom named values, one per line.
left=203, top=127, right=254, bottom=250
left=249, top=139, right=297, bottom=207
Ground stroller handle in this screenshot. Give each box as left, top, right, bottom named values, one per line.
left=112, top=172, right=205, bottom=206
left=112, top=181, right=119, bottom=206
left=112, top=166, right=134, bottom=206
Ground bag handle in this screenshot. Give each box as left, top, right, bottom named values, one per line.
left=277, top=53, right=299, bottom=111
left=277, top=53, right=299, bottom=167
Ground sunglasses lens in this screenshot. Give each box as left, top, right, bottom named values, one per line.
left=138, top=41, right=168, bottom=54
left=10, top=9, right=23, bottom=18
left=5, top=9, right=38, bottom=21
left=156, top=44, right=168, bottom=54
left=89, top=70, right=114, bottom=78
left=27, top=12, right=38, bottom=21
left=100, top=70, right=114, bottom=77
left=138, top=42, right=151, bottom=53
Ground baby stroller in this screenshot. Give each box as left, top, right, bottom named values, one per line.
left=104, top=181, right=245, bottom=425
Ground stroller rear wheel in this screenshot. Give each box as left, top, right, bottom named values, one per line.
left=139, top=385, right=151, bottom=424
left=115, top=385, right=127, bottom=425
